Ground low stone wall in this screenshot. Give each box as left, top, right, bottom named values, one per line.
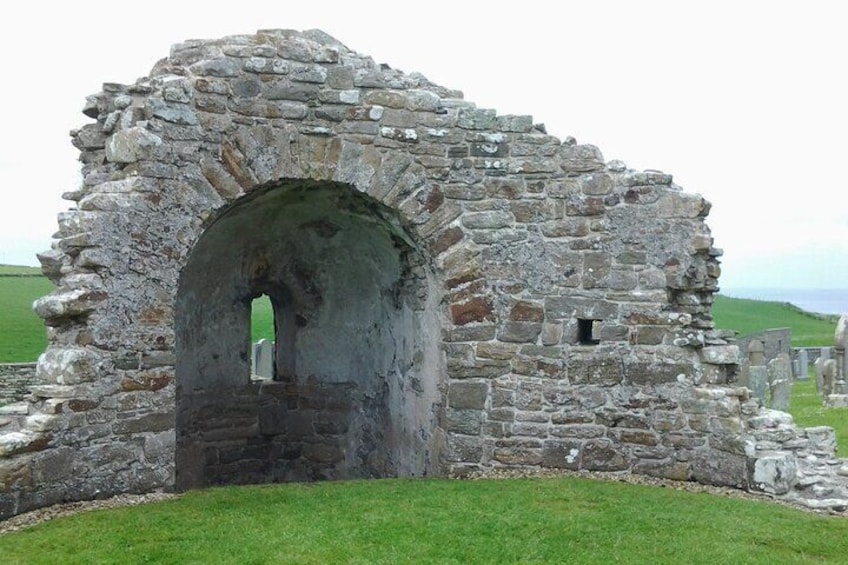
left=794, top=347, right=824, bottom=364
left=0, top=364, right=38, bottom=406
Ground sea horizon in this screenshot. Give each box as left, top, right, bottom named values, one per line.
left=720, top=287, right=848, bottom=316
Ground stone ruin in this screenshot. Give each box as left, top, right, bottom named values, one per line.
left=2, top=29, right=848, bottom=519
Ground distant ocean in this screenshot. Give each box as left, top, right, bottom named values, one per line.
left=720, top=288, right=848, bottom=316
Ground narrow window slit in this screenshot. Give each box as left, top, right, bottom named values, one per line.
left=578, top=318, right=601, bottom=345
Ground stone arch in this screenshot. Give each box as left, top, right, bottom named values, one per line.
left=5, top=28, right=846, bottom=520
left=174, top=178, right=445, bottom=489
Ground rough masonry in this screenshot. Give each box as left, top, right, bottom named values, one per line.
left=1, top=29, right=846, bottom=519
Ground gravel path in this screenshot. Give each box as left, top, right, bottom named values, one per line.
left=1, top=470, right=843, bottom=535
left=0, top=492, right=180, bottom=535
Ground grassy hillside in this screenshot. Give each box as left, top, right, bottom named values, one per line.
left=0, top=268, right=53, bottom=363
left=0, top=265, right=42, bottom=276
left=712, top=295, right=838, bottom=346
left=1, top=274, right=840, bottom=361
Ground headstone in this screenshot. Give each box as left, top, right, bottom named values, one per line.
left=835, top=315, right=847, bottom=381
left=747, top=340, right=767, bottom=404
left=814, top=357, right=825, bottom=396
left=251, top=339, right=274, bottom=380
left=767, top=353, right=792, bottom=411
left=796, top=349, right=809, bottom=380
left=823, top=359, right=837, bottom=396
left=817, top=348, right=832, bottom=396
left=737, top=359, right=750, bottom=389
left=748, top=340, right=765, bottom=366
left=749, top=366, right=769, bottom=405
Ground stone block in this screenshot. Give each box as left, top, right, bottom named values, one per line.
left=545, top=297, right=618, bottom=320
left=633, top=460, right=691, bottom=481
left=493, top=446, right=542, bottom=466
left=446, top=434, right=483, bottom=462
left=749, top=451, right=797, bottom=495
left=448, top=381, right=489, bottom=410
left=498, top=322, right=542, bottom=343
left=701, top=345, right=740, bottom=365
left=450, top=297, right=494, bottom=326
left=692, top=449, right=747, bottom=489
left=549, top=424, right=606, bottom=439
left=581, top=439, right=629, bottom=471
left=568, top=357, right=623, bottom=386
left=446, top=408, right=483, bottom=435
left=112, top=412, right=175, bottom=435
left=541, top=439, right=582, bottom=469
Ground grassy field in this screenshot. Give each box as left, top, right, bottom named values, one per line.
left=0, top=267, right=53, bottom=363
left=792, top=377, right=848, bottom=457
left=1, top=478, right=847, bottom=563
left=712, top=295, right=838, bottom=346
left=0, top=265, right=42, bottom=276
left=251, top=295, right=274, bottom=343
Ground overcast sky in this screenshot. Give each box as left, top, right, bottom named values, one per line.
left=0, top=1, right=845, bottom=291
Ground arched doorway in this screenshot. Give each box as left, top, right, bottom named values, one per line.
left=174, top=179, right=445, bottom=489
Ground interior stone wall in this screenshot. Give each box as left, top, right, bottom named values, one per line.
left=1, top=28, right=844, bottom=520
left=175, top=181, right=444, bottom=488
left=0, top=364, right=38, bottom=406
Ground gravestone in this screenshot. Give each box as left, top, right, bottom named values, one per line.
left=817, top=348, right=832, bottom=396
left=767, top=353, right=792, bottom=411
left=836, top=315, right=847, bottom=381
left=823, top=359, right=837, bottom=396
left=251, top=339, right=274, bottom=380
left=795, top=349, right=809, bottom=380
left=748, top=340, right=768, bottom=404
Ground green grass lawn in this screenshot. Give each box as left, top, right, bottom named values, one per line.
left=1, top=477, right=847, bottom=564
left=792, top=377, right=848, bottom=457
left=712, top=295, right=837, bottom=346
left=0, top=274, right=53, bottom=363
left=251, top=295, right=274, bottom=343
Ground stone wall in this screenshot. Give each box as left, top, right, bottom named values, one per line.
left=1, top=29, right=845, bottom=519
left=0, top=364, right=37, bottom=406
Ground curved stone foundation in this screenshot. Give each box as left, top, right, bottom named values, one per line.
left=1, top=29, right=846, bottom=519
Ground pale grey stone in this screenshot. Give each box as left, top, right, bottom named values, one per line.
left=751, top=451, right=797, bottom=495
left=105, top=127, right=162, bottom=163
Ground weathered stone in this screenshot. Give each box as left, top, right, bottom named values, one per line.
left=6, top=27, right=837, bottom=522
left=692, top=450, right=747, bottom=489
left=498, top=322, right=542, bottom=344
left=581, top=439, right=629, bottom=471
left=449, top=381, right=489, bottom=410
left=750, top=451, right=797, bottom=495
left=541, top=439, right=582, bottom=469
left=767, top=353, right=793, bottom=411
left=461, top=211, right=514, bottom=229
left=702, top=346, right=740, bottom=365
left=105, top=127, right=163, bottom=163
left=450, top=297, right=494, bottom=326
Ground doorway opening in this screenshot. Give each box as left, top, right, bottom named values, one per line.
left=174, top=180, right=446, bottom=490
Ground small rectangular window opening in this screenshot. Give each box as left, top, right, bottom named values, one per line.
left=251, top=294, right=276, bottom=380
left=578, top=318, right=601, bottom=345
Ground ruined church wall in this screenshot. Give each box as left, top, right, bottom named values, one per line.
left=0, top=29, right=758, bottom=519
left=0, top=364, right=38, bottom=406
